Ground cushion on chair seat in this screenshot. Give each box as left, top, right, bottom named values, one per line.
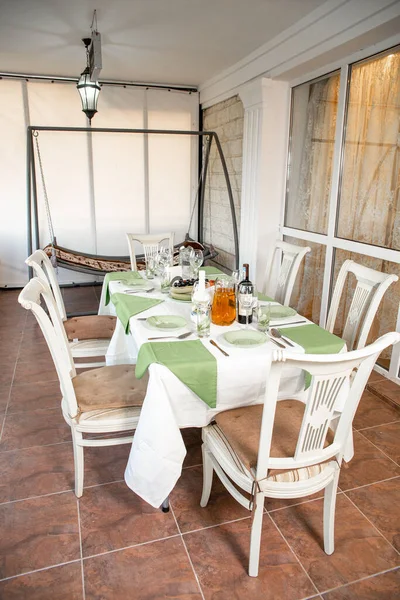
left=214, top=400, right=331, bottom=482
left=64, top=315, right=117, bottom=341
left=72, top=364, right=148, bottom=413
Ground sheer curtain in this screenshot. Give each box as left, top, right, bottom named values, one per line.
left=287, top=50, right=400, bottom=366
left=285, top=74, right=339, bottom=320
left=0, top=79, right=198, bottom=286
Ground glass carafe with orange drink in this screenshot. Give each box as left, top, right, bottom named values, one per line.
left=211, top=276, right=236, bottom=326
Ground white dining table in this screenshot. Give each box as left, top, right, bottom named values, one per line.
left=97, top=270, right=329, bottom=508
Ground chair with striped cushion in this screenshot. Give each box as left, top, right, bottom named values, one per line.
left=26, top=249, right=116, bottom=368
left=200, top=332, right=400, bottom=577
left=18, top=277, right=148, bottom=498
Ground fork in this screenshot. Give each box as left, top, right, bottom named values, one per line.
left=148, top=332, right=192, bottom=341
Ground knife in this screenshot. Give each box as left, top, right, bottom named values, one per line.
left=271, top=320, right=307, bottom=327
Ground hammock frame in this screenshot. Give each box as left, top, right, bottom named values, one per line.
left=26, top=125, right=239, bottom=277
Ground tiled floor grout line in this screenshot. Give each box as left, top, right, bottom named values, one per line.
left=317, top=565, right=400, bottom=597
left=0, top=323, right=25, bottom=443
left=267, top=491, right=343, bottom=514
left=356, top=418, right=400, bottom=432
left=169, top=504, right=206, bottom=600
left=0, top=440, right=72, bottom=454
left=76, top=499, right=86, bottom=600
left=0, top=479, right=126, bottom=507
left=340, top=474, right=400, bottom=494
left=82, top=532, right=182, bottom=562
left=343, top=491, right=400, bottom=557
left=0, top=558, right=82, bottom=583
left=357, top=429, right=400, bottom=467
left=180, top=515, right=252, bottom=537
left=267, top=510, right=321, bottom=597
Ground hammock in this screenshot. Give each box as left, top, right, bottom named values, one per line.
left=30, top=127, right=238, bottom=276
left=43, top=238, right=217, bottom=277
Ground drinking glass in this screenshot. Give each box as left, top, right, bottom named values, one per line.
left=160, top=268, right=171, bottom=294
left=196, top=303, right=211, bottom=338
left=190, top=249, right=203, bottom=278
left=145, top=256, right=155, bottom=279
left=257, top=304, right=271, bottom=332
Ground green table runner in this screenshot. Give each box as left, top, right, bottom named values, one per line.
left=111, top=293, right=164, bottom=334
left=104, top=271, right=146, bottom=305
left=136, top=339, right=217, bottom=408
left=199, top=266, right=224, bottom=276
left=278, top=324, right=345, bottom=389
left=257, top=291, right=274, bottom=302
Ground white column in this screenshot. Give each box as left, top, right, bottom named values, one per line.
left=239, top=78, right=290, bottom=290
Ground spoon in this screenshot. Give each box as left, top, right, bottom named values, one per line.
left=270, top=328, right=294, bottom=347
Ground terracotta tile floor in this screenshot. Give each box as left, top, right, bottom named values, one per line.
left=0, top=286, right=399, bottom=599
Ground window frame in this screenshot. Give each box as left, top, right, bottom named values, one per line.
left=281, top=42, right=400, bottom=380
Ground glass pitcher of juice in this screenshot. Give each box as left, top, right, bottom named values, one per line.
left=211, top=276, right=236, bottom=326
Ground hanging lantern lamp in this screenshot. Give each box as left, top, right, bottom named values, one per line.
left=77, top=38, right=101, bottom=124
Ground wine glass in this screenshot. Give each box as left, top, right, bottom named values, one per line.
left=190, top=249, right=203, bottom=278
left=231, top=269, right=241, bottom=293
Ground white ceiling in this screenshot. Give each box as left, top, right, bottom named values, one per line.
left=0, top=0, right=327, bottom=86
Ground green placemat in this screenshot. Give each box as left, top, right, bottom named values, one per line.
left=136, top=339, right=217, bottom=408
left=279, top=324, right=345, bottom=389
left=257, top=291, right=274, bottom=302
left=104, top=271, right=145, bottom=305
left=111, top=293, right=164, bottom=333
left=199, top=266, right=224, bottom=276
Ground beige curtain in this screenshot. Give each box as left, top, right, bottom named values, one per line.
left=333, top=52, right=400, bottom=364
left=290, top=50, right=400, bottom=367
left=288, top=75, right=339, bottom=321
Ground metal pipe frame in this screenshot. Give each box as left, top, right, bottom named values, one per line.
left=198, top=134, right=212, bottom=247
left=26, top=125, right=239, bottom=272
left=1, top=72, right=197, bottom=94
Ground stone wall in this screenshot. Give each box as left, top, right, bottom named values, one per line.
left=202, top=95, right=243, bottom=272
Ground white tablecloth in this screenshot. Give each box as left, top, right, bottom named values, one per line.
left=98, top=272, right=319, bottom=508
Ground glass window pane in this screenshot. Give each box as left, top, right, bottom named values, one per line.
left=285, top=72, right=340, bottom=234
left=283, top=236, right=326, bottom=324
left=332, top=249, right=400, bottom=369
left=337, top=50, right=400, bottom=249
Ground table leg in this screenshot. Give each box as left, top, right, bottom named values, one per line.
left=161, top=497, right=170, bottom=513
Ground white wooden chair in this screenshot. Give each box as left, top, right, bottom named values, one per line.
left=326, top=259, right=398, bottom=351
left=126, top=232, right=174, bottom=271
left=263, top=240, right=311, bottom=305
left=200, top=331, right=399, bottom=577
left=26, top=250, right=116, bottom=369
left=18, top=277, right=148, bottom=498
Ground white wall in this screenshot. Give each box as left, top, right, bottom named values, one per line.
left=0, top=80, right=199, bottom=287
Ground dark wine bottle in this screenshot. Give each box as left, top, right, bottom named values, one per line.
left=237, top=263, right=254, bottom=324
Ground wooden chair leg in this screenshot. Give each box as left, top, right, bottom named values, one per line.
left=249, top=492, right=264, bottom=577
left=200, top=444, right=214, bottom=508
left=323, top=470, right=340, bottom=555
left=72, top=431, right=84, bottom=498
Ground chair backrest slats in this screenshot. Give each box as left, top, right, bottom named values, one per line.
left=255, top=333, right=400, bottom=479
left=25, top=249, right=67, bottom=320
left=326, top=259, right=398, bottom=350
left=126, top=233, right=174, bottom=271
left=264, top=241, right=311, bottom=306
left=18, top=278, right=78, bottom=416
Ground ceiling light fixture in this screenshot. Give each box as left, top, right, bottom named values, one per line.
left=77, top=12, right=102, bottom=124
